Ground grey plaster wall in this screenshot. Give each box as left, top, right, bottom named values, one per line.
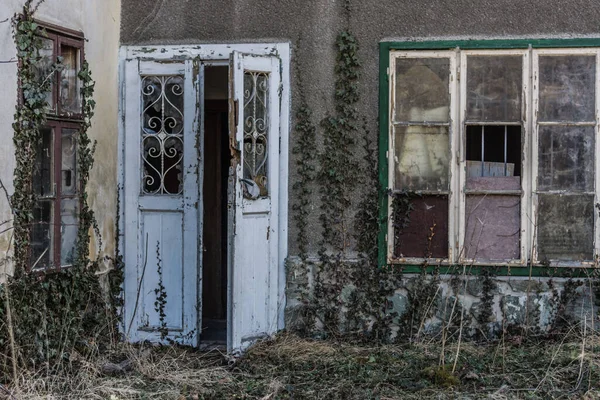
left=120, top=0, right=600, bottom=256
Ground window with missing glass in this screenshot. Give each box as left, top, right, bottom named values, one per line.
left=385, top=44, right=600, bottom=267
left=30, top=22, right=84, bottom=269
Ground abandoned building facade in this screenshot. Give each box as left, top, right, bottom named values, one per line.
left=2, top=0, right=600, bottom=351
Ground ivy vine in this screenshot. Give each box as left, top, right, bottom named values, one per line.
left=0, top=3, right=120, bottom=380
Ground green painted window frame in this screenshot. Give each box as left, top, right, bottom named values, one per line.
left=378, top=38, right=600, bottom=276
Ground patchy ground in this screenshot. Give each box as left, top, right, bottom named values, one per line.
left=3, top=331, right=600, bottom=399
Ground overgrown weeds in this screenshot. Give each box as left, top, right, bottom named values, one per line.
left=2, top=330, right=600, bottom=399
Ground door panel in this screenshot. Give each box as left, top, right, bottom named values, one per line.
left=229, top=52, right=281, bottom=352
left=123, top=60, right=200, bottom=346
left=140, top=211, right=184, bottom=330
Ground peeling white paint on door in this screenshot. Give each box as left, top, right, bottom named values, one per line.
left=122, top=59, right=200, bottom=346
left=228, top=52, right=282, bottom=352
left=119, top=43, right=290, bottom=351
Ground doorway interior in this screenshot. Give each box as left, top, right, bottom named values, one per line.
left=201, top=65, right=230, bottom=344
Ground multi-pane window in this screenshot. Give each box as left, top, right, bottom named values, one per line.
left=387, top=46, right=600, bottom=267
left=31, top=23, right=84, bottom=269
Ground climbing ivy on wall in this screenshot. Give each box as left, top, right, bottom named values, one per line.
left=0, top=2, right=121, bottom=380
left=10, top=4, right=55, bottom=276
left=289, top=30, right=406, bottom=341
left=318, top=31, right=360, bottom=254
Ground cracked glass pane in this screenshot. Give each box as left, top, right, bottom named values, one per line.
left=539, top=55, right=596, bottom=122
left=31, top=200, right=53, bottom=268
left=59, top=44, right=81, bottom=114
left=537, top=194, right=594, bottom=261
left=464, top=195, right=520, bottom=261
left=394, top=125, right=449, bottom=191
left=35, top=37, right=55, bottom=111
left=465, top=125, right=522, bottom=179
left=33, top=127, right=54, bottom=197
left=467, top=55, right=522, bottom=122
left=394, top=58, right=450, bottom=122
left=60, top=198, right=79, bottom=265
left=538, top=126, right=594, bottom=192
left=393, top=195, right=448, bottom=259
left=61, top=128, right=77, bottom=195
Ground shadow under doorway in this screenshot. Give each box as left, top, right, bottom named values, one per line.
left=201, top=65, right=230, bottom=345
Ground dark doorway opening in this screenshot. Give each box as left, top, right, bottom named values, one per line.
left=201, top=66, right=230, bottom=344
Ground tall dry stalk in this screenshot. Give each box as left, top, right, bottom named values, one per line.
left=0, top=177, right=18, bottom=387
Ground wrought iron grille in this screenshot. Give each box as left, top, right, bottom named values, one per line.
left=140, top=75, right=184, bottom=195
left=243, top=71, right=269, bottom=196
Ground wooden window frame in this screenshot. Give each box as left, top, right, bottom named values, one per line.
left=379, top=40, right=600, bottom=274
left=30, top=21, right=84, bottom=270
left=35, top=20, right=85, bottom=118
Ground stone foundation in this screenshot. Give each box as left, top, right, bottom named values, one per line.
left=285, top=257, right=599, bottom=339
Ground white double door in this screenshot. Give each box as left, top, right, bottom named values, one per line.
left=122, top=52, right=282, bottom=351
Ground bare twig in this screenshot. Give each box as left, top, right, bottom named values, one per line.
left=127, top=232, right=149, bottom=337
left=452, top=265, right=468, bottom=374
left=0, top=383, right=17, bottom=400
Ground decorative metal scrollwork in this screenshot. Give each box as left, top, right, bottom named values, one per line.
left=141, top=75, right=184, bottom=195
left=243, top=71, right=269, bottom=197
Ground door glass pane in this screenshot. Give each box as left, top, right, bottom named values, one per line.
left=538, top=125, right=594, bottom=192
left=393, top=195, right=448, bottom=259
left=59, top=44, right=81, bottom=114
left=394, top=125, right=449, bottom=191
left=141, top=75, right=184, bottom=195
left=537, top=194, right=594, bottom=261
left=465, top=195, right=520, bottom=261
left=31, top=200, right=53, bottom=268
left=33, top=127, right=54, bottom=197
left=538, top=55, right=596, bottom=122
left=466, top=55, right=522, bottom=122
left=394, top=58, right=450, bottom=122
left=61, top=129, right=77, bottom=195
left=60, top=198, right=79, bottom=265
left=243, top=71, right=269, bottom=197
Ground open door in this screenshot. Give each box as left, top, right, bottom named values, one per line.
left=123, top=59, right=200, bottom=346
left=228, top=52, right=281, bottom=352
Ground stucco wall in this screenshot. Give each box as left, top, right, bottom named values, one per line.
left=0, top=0, right=121, bottom=276
left=120, top=0, right=600, bottom=258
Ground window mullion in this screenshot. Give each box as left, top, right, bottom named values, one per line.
left=53, top=124, right=63, bottom=268
left=522, top=48, right=533, bottom=266
left=530, top=50, right=540, bottom=264
left=595, top=49, right=600, bottom=265
left=457, top=50, right=467, bottom=263
left=386, top=54, right=395, bottom=262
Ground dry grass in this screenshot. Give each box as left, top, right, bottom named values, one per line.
left=2, top=330, right=600, bottom=399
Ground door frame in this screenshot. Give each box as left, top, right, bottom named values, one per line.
left=118, top=43, right=290, bottom=346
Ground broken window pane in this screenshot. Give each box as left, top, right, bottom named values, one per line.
left=31, top=200, right=53, bottom=268
left=59, top=44, right=81, bottom=114
left=393, top=195, right=448, bottom=259
left=538, top=126, right=594, bottom=192
left=537, top=194, right=594, bottom=261
left=243, top=71, right=269, bottom=197
left=33, top=127, right=54, bottom=197
left=467, top=56, right=522, bottom=122
left=34, top=37, right=55, bottom=111
left=61, top=128, right=77, bottom=195
left=466, top=125, right=521, bottom=178
left=394, top=58, right=450, bottom=122
left=60, top=198, right=78, bottom=265
left=464, top=195, right=520, bottom=260
left=538, top=55, right=596, bottom=122
left=394, top=125, right=449, bottom=191
left=141, top=75, right=185, bottom=195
